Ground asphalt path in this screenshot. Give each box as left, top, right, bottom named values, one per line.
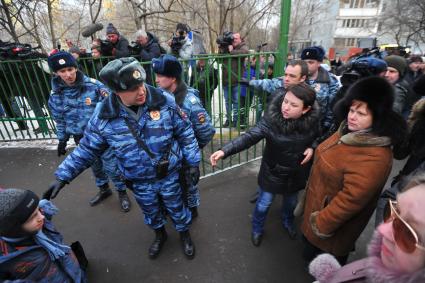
left=0, top=148, right=404, bottom=283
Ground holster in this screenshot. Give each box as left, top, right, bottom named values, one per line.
left=71, top=241, right=89, bottom=271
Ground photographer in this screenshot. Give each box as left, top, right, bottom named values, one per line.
left=168, top=23, right=193, bottom=60
left=217, top=32, right=249, bottom=127
left=135, top=29, right=162, bottom=85
left=103, top=23, right=130, bottom=58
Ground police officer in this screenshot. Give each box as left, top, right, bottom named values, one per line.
left=43, top=57, right=201, bottom=259
left=153, top=54, right=215, bottom=218
left=47, top=51, right=131, bottom=212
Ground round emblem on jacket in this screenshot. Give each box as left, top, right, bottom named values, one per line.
left=150, top=110, right=160, bottom=120
left=133, top=70, right=141, bottom=79
left=58, top=59, right=66, bottom=65
left=198, top=113, right=205, bottom=124
left=85, top=97, right=92, bottom=105
left=314, top=83, right=321, bottom=92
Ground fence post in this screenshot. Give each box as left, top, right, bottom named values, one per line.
left=274, top=0, right=292, bottom=77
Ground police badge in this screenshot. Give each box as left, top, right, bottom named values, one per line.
left=133, top=70, right=141, bottom=79
left=150, top=110, right=160, bottom=120
left=59, top=59, right=66, bottom=65
left=85, top=97, right=92, bottom=105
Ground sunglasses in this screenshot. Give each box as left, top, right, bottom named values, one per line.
left=383, top=200, right=425, bottom=253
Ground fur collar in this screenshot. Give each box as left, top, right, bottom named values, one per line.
left=264, top=93, right=320, bottom=135
left=365, top=231, right=425, bottom=283
left=98, top=84, right=166, bottom=119
left=173, top=81, right=188, bottom=106
left=315, top=66, right=331, bottom=84
left=51, top=70, right=85, bottom=93
left=338, top=121, right=392, bottom=147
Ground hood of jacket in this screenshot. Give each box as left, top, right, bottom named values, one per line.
left=264, top=92, right=321, bottom=136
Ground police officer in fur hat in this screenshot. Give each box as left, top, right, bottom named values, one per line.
left=153, top=54, right=215, bottom=218
left=47, top=51, right=132, bottom=212
left=0, top=188, right=87, bottom=281
left=44, top=57, right=201, bottom=260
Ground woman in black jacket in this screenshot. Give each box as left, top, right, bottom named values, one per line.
left=210, top=83, right=320, bottom=246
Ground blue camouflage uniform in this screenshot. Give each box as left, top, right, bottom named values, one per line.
left=249, top=77, right=283, bottom=94
left=48, top=71, right=125, bottom=191
left=54, top=84, right=201, bottom=231
left=306, top=66, right=340, bottom=133
left=169, top=82, right=215, bottom=208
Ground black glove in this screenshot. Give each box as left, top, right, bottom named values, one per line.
left=43, top=180, right=67, bottom=200
left=188, top=167, right=200, bottom=185
left=57, top=140, right=67, bottom=156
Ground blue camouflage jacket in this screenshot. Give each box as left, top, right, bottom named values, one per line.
left=171, top=82, right=215, bottom=149
left=48, top=71, right=111, bottom=141
left=0, top=201, right=86, bottom=283
left=249, top=77, right=283, bottom=94
left=306, top=66, right=340, bottom=132
left=55, top=85, right=200, bottom=183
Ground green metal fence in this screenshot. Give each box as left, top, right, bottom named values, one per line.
left=0, top=52, right=276, bottom=175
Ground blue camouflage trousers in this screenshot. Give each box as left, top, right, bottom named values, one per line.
left=132, top=171, right=191, bottom=232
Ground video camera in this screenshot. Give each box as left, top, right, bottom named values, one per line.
left=216, top=31, right=234, bottom=50
left=99, top=40, right=114, bottom=56
left=0, top=41, right=46, bottom=60
left=129, top=41, right=142, bottom=56
left=170, top=31, right=186, bottom=53
left=340, top=57, right=387, bottom=87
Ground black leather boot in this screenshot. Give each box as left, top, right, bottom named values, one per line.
left=251, top=232, right=263, bottom=247
left=118, top=191, right=131, bottom=212
left=149, top=227, right=167, bottom=259
left=180, top=230, right=195, bottom=259
left=89, top=183, right=112, bottom=206
left=190, top=207, right=198, bottom=219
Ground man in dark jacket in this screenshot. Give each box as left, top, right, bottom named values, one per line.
left=189, top=54, right=219, bottom=113
left=219, top=32, right=249, bottom=127
left=135, top=29, right=162, bottom=85
left=104, top=23, right=130, bottom=58
left=384, top=55, right=410, bottom=117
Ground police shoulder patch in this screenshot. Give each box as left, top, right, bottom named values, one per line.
left=197, top=112, right=206, bottom=124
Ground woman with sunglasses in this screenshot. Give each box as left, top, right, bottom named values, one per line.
left=309, top=174, right=425, bottom=282
left=300, top=77, right=407, bottom=266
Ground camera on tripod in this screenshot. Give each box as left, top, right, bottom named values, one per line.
left=216, top=31, right=234, bottom=50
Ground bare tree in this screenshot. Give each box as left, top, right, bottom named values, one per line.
left=378, top=0, right=425, bottom=50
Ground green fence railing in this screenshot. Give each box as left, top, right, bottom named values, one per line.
left=0, top=52, right=276, bottom=176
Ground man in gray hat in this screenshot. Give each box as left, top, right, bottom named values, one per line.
left=43, top=57, right=201, bottom=260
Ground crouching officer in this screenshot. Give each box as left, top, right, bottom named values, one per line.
left=153, top=54, right=215, bottom=218
left=43, top=57, right=201, bottom=259
left=47, top=51, right=131, bottom=212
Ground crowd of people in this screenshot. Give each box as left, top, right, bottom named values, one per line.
left=1, top=21, right=425, bottom=282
